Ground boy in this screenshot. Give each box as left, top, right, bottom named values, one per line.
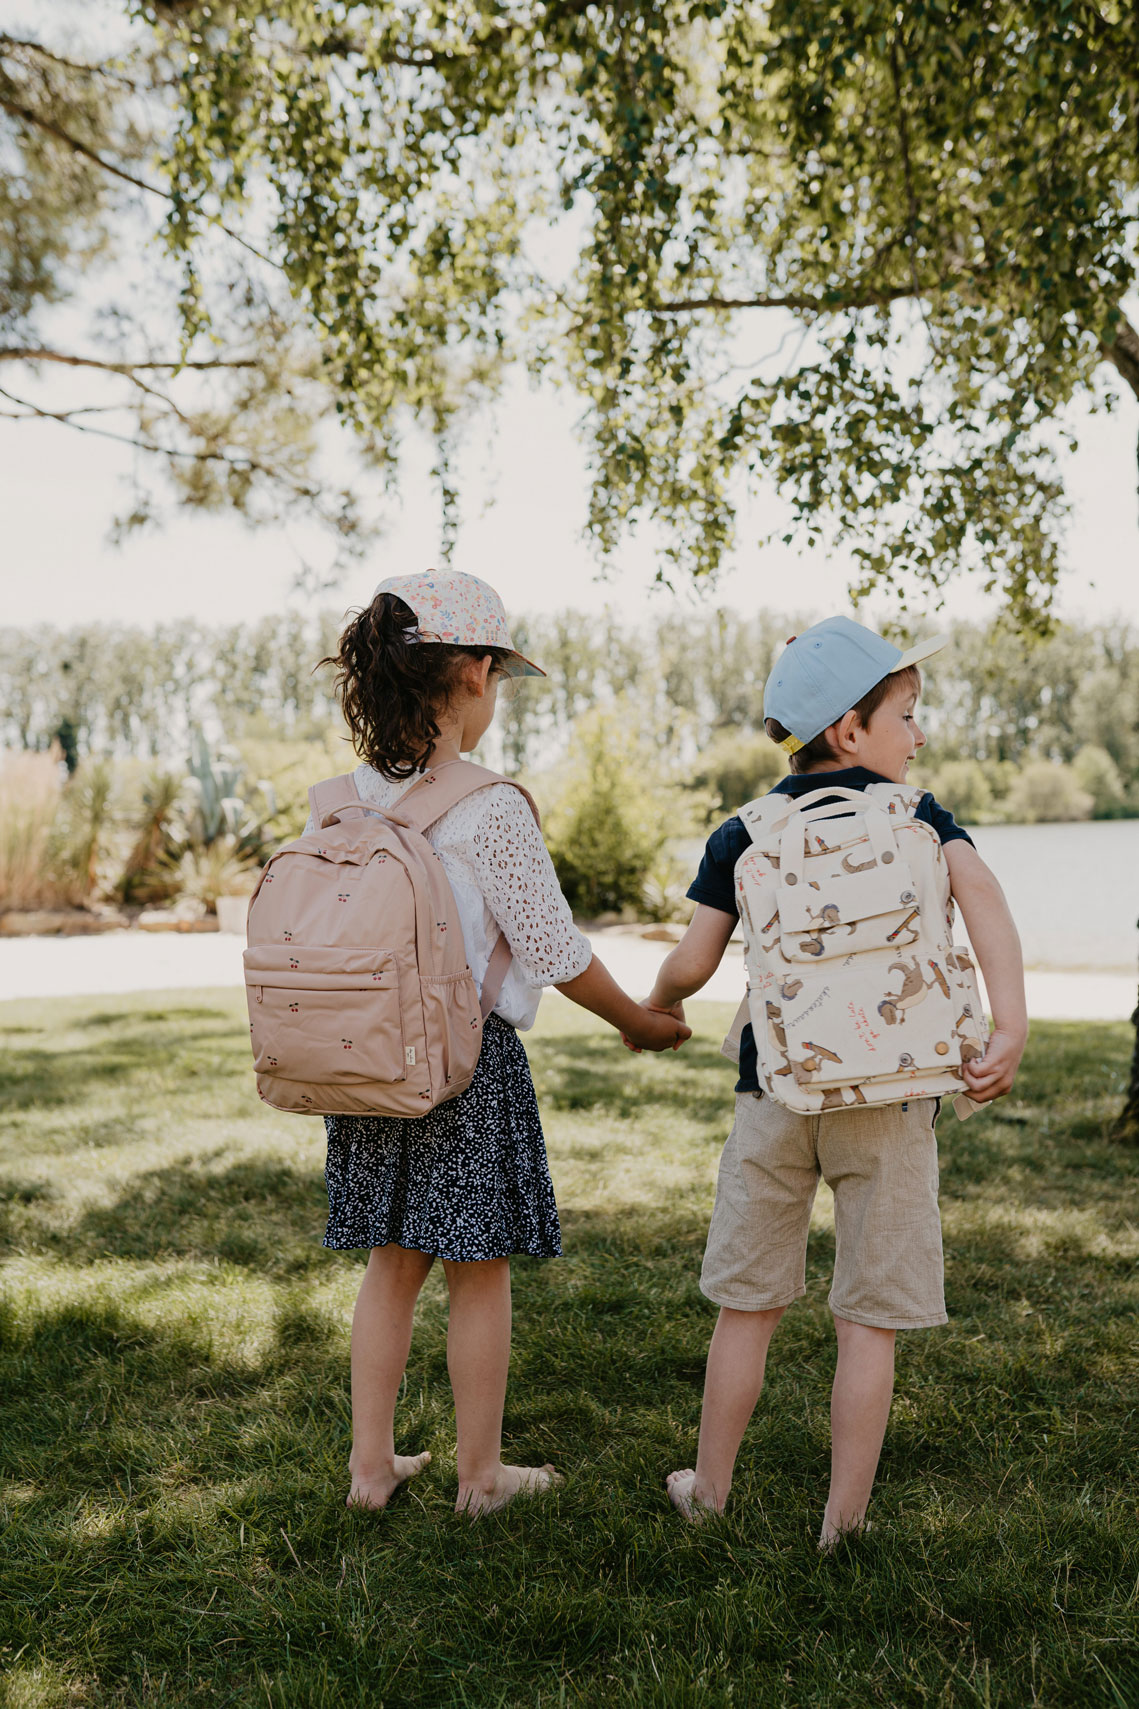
left=641, top=617, right=1026, bottom=1546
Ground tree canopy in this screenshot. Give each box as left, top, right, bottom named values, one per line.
left=147, top=0, right=1139, bottom=626
left=3, top=3, right=1137, bottom=620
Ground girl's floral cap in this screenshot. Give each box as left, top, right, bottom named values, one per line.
left=374, top=571, right=545, bottom=678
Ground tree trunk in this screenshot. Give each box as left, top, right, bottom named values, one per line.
left=1114, top=906, right=1139, bottom=1143
left=1098, top=311, right=1139, bottom=402
left=1100, top=323, right=1139, bottom=1142
left=1115, top=980, right=1139, bottom=1145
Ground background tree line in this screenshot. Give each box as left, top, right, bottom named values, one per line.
left=2, top=609, right=1137, bottom=825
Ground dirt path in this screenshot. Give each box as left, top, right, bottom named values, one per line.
left=0, top=929, right=1132, bottom=1020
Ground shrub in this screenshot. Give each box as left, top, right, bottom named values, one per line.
left=115, top=767, right=185, bottom=904
left=0, top=751, right=119, bottom=909
left=1001, top=761, right=1094, bottom=824
left=1071, top=743, right=1126, bottom=817
left=542, top=711, right=699, bottom=917
left=235, top=733, right=350, bottom=839
left=918, top=759, right=994, bottom=825
left=690, top=729, right=788, bottom=818
left=640, top=855, right=697, bottom=925
left=177, top=837, right=260, bottom=913
left=49, top=759, right=114, bottom=902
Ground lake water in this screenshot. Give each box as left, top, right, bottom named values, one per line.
left=677, top=819, right=1139, bottom=975
left=963, top=820, right=1139, bottom=974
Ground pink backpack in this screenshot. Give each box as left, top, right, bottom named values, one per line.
left=244, top=760, right=539, bottom=1116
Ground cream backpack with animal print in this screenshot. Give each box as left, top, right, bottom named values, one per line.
left=727, top=784, right=988, bottom=1119
left=244, top=761, right=539, bottom=1117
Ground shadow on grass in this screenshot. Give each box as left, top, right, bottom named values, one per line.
left=3, top=1220, right=1138, bottom=1709
left=0, top=1031, right=249, bottom=1117
left=1, top=1154, right=330, bottom=1273
left=533, top=1032, right=731, bottom=1124
left=76, top=1006, right=235, bottom=1029
left=1, top=1002, right=1137, bottom=1703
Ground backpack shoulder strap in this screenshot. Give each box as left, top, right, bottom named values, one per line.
left=392, top=762, right=543, bottom=1020
left=737, top=789, right=817, bottom=845
left=392, top=760, right=541, bottom=832
left=308, top=772, right=362, bottom=828
left=864, top=782, right=927, bottom=818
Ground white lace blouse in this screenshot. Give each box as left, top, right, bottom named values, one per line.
left=309, top=764, right=593, bottom=1031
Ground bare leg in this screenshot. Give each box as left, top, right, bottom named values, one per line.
left=347, top=1243, right=435, bottom=1509
left=444, top=1257, right=561, bottom=1516
left=667, top=1305, right=785, bottom=1518
left=819, top=1315, right=897, bottom=1548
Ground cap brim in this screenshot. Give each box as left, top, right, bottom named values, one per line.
left=502, top=652, right=546, bottom=679
left=892, top=634, right=948, bottom=672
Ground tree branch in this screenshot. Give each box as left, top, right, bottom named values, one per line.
left=0, top=33, right=151, bottom=90
left=0, top=93, right=278, bottom=269
left=0, top=92, right=169, bottom=197
left=649, top=283, right=925, bottom=315
left=0, top=383, right=321, bottom=499
left=0, top=347, right=260, bottom=372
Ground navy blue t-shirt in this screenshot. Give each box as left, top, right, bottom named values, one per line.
left=686, top=767, right=976, bottom=1094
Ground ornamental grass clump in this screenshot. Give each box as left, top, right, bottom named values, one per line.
left=0, top=749, right=67, bottom=909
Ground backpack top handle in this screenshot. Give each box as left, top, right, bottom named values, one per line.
left=778, top=796, right=899, bottom=886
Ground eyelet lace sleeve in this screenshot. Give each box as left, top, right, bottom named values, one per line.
left=469, top=786, right=593, bottom=988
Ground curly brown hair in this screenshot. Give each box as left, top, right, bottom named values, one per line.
left=765, top=664, right=922, bottom=773
left=320, top=593, right=513, bottom=779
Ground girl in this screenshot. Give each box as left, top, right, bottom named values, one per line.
left=318, top=570, right=689, bottom=1517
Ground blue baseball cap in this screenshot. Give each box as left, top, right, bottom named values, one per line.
left=763, top=617, right=947, bottom=755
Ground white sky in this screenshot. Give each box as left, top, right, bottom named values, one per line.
left=3, top=366, right=1137, bottom=636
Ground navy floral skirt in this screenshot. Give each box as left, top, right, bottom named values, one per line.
left=323, top=1014, right=561, bottom=1261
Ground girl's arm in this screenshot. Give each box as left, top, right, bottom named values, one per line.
left=467, top=789, right=689, bottom=1050
left=944, top=840, right=1028, bottom=1100
left=556, top=957, right=691, bottom=1051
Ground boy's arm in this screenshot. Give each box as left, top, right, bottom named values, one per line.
left=944, top=840, right=1028, bottom=1100
left=555, top=955, right=692, bottom=1051
left=646, top=904, right=739, bottom=1013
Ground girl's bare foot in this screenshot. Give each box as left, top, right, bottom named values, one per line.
left=665, top=1468, right=722, bottom=1523
left=818, top=1517, right=873, bottom=1552
left=347, top=1451, right=431, bottom=1511
left=457, top=1462, right=562, bottom=1517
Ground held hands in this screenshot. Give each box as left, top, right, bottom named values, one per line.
left=963, top=1026, right=1026, bottom=1102
left=622, top=1000, right=689, bottom=1054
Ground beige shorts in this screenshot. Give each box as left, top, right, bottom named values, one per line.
left=700, top=1092, right=946, bottom=1330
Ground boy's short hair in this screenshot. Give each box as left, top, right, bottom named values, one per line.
left=765, top=665, right=922, bottom=774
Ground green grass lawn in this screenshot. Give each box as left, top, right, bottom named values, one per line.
left=1, top=992, right=1137, bottom=1709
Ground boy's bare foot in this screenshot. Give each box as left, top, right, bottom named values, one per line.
left=346, top=1451, right=431, bottom=1511
left=456, top=1462, right=562, bottom=1517
left=665, top=1468, right=722, bottom=1522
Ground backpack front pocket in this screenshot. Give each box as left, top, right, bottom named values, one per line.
left=770, top=950, right=969, bottom=1089
left=778, top=852, right=923, bottom=963
left=245, top=947, right=407, bottom=1086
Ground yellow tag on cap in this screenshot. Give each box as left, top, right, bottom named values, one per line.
left=778, top=733, right=805, bottom=755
